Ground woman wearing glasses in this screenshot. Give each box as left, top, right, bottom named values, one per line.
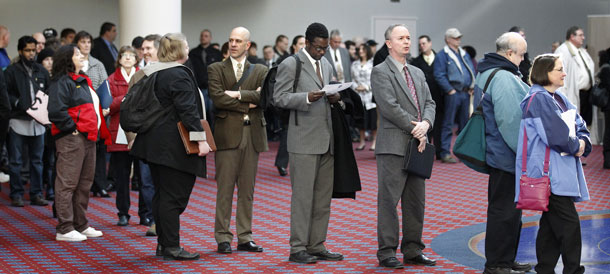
left=515, top=54, right=590, bottom=274
left=106, top=46, right=139, bottom=226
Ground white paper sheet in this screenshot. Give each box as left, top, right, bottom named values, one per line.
left=116, top=124, right=128, bottom=145
left=560, top=109, right=576, bottom=138
left=321, top=82, right=354, bottom=95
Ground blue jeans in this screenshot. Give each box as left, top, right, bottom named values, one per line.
left=440, top=91, right=470, bottom=157
left=138, top=160, right=154, bottom=222
left=7, top=130, right=45, bottom=199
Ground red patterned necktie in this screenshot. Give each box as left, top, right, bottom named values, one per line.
left=404, top=66, right=421, bottom=121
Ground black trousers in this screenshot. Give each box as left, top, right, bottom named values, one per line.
left=604, top=107, right=610, bottom=168
left=274, top=128, right=288, bottom=169
left=149, top=163, right=195, bottom=248
left=579, top=89, right=592, bottom=125
left=485, top=168, right=522, bottom=268
left=535, top=194, right=584, bottom=274
left=112, top=151, right=133, bottom=218
left=91, top=141, right=108, bottom=192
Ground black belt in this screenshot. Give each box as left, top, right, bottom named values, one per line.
left=243, top=120, right=251, bottom=126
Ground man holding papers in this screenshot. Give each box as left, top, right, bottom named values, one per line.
left=274, top=22, right=344, bottom=264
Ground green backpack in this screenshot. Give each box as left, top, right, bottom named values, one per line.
left=453, top=68, right=501, bottom=174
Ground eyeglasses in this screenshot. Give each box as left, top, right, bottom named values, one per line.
left=121, top=53, right=136, bottom=58
left=310, top=44, right=328, bottom=52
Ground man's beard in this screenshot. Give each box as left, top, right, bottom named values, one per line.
left=20, top=55, right=34, bottom=67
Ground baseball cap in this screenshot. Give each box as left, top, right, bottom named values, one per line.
left=445, top=28, right=462, bottom=39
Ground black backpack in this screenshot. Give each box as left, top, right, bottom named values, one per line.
left=260, top=54, right=301, bottom=112
left=120, top=72, right=171, bottom=133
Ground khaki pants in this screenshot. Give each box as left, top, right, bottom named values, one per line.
left=54, top=133, right=96, bottom=234
left=214, top=126, right=259, bottom=244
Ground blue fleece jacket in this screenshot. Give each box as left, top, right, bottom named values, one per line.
left=475, top=53, right=529, bottom=173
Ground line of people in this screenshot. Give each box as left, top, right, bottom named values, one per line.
left=0, top=20, right=602, bottom=274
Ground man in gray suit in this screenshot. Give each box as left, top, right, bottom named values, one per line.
left=371, top=24, right=436, bottom=269
left=274, top=22, right=343, bottom=264
left=324, top=29, right=351, bottom=83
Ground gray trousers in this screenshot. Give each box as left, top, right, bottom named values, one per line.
left=376, top=154, right=426, bottom=261
left=289, top=151, right=333, bottom=254
left=214, top=126, right=259, bottom=244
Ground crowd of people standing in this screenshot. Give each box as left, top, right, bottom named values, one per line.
left=0, top=19, right=605, bottom=274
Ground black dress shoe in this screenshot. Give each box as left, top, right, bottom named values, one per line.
left=289, top=250, right=317, bottom=264
left=277, top=166, right=287, bottom=177
left=117, top=215, right=129, bottom=226
left=156, top=244, right=163, bottom=256
left=31, top=195, right=49, bottom=206
left=163, top=246, right=200, bottom=260
left=404, top=254, right=436, bottom=266
left=237, top=241, right=263, bottom=252
left=217, top=242, right=232, bottom=254
left=512, top=261, right=532, bottom=272
left=11, top=196, right=24, bottom=207
left=483, top=266, right=525, bottom=274
left=309, top=250, right=343, bottom=261
left=379, top=257, right=404, bottom=269
left=139, top=218, right=152, bottom=226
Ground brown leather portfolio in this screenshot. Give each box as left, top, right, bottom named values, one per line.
left=177, top=120, right=216, bottom=154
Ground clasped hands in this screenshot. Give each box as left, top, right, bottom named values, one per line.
left=308, top=90, right=340, bottom=104
left=411, top=121, right=429, bottom=153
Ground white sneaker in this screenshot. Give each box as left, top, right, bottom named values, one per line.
left=0, top=172, right=9, bottom=183
left=56, top=230, right=87, bottom=242
left=80, top=227, right=103, bottom=238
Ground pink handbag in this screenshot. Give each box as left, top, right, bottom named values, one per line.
left=516, top=92, right=551, bottom=212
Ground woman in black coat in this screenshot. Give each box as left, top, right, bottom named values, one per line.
left=130, top=33, right=211, bottom=260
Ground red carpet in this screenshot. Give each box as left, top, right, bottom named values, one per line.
left=0, top=141, right=608, bottom=273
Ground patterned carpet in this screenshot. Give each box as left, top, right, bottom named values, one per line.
left=0, top=141, right=608, bottom=273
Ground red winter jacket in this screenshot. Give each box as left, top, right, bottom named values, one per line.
left=48, top=73, right=111, bottom=145
left=106, top=67, right=138, bottom=152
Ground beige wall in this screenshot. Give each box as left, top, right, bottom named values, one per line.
left=1, top=0, right=609, bottom=60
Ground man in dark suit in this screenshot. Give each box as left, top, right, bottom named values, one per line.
left=208, top=26, right=268, bottom=255
left=91, top=22, right=118, bottom=76
left=324, top=29, right=351, bottom=83
left=189, top=29, right=223, bottom=130
left=371, top=24, right=436, bottom=269
left=274, top=22, right=343, bottom=264
left=411, top=35, right=443, bottom=158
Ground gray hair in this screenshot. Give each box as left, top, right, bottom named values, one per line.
left=496, top=32, right=523, bottom=54
left=384, top=24, right=406, bottom=40
left=330, top=29, right=341, bottom=39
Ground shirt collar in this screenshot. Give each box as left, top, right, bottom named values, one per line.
left=229, top=56, right=246, bottom=72
left=388, top=55, right=406, bottom=72
left=301, top=48, right=318, bottom=67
